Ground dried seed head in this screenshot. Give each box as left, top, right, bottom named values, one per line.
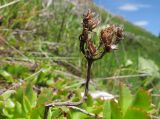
left=83, top=9, right=100, bottom=31
left=87, top=39, right=97, bottom=56
left=115, top=26, right=124, bottom=43
left=100, top=26, right=114, bottom=46
left=80, top=10, right=124, bottom=60
left=83, top=9, right=95, bottom=20
left=100, top=25, right=124, bottom=51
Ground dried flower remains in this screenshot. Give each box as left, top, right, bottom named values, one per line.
left=79, top=9, right=124, bottom=60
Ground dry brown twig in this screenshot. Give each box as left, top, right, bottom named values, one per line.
left=68, top=106, right=103, bottom=118
left=44, top=9, right=124, bottom=119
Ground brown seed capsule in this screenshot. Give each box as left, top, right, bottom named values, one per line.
left=100, top=25, right=123, bottom=51
left=83, top=9, right=95, bottom=20
left=115, top=27, right=124, bottom=43
left=83, top=10, right=99, bottom=31
left=100, top=26, right=114, bottom=47
left=87, top=39, right=97, bottom=56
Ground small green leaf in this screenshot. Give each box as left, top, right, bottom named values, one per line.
left=124, top=107, right=150, bottom=119
left=2, top=108, right=13, bottom=118
left=86, top=94, right=94, bottom=106
left=25, top=83, right=37, bottom=107
left=72, top=112, right=85, bottom=119
left=103, top=101, right=111, bottom=119
left=51, top=108, right=63, bottom=118
left=23, top=96, right=31, bottom=113
left=0, top=70, right=14, bottom=82
left=119, top=83, right=133, bottom=116
left=111, top=100, right=122, bottom=119
left=47, top=108, right=53, bottom=119
left=30, top=108, right=41, bottom=119
left=67, top=112, right=72, bottom=119
left=0, top=101, right=4, bottom=109
left=14, top=101, right=22, bottom=116
left=1, top=90, right=15, bottom=100
left=125, top=59, right=133, bottom=67
left=138, top=57, right=160, bottom=86
left=138, top=57, right=160, bottom=78
left=132, top=89, right=151, bottom=111
left=4, top=64, right=29, bottom=78
left=15, top=86, right=24, bottom=104
left=37, top=88, right=53, bottom=105
left=5, top=99, right=15, bottom=109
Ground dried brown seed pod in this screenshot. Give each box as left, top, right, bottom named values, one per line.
left=100, top=26, right=114, bottom=46
left=100, top=25, right=124, bottom=51
left=83, top=10, right=100, bottom=31
left=115, top=27, right=124, bottom=43
left=87, top=39, right=97, bottom=56
left=83, top=9, right=95, bottom=20
left=80, top=9, right=124, bottom=59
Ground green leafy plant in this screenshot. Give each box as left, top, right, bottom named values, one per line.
left=0, top=0, right=160, bottom=119
left=103, top=84, right=154, bottom=119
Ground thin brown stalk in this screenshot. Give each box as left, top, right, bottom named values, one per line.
left=68, top=106, right=103, bottom=118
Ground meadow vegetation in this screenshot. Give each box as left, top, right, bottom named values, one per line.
left=0, top=0, right=160, bottom=118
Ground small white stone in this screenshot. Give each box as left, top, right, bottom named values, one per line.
left=81, top=91, right=115, bottom=100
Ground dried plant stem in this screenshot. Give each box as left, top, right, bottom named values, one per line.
left=69, top=106, right=96, bottom=117
left=68, top=106, right=102, bottom=118
left=44, top=105, right=102, bottom=119
left=83, top=60, right=93, bottom=99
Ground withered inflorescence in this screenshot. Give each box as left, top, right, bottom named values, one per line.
left=44, top=9, right=124, bottom=119
left=79, top=9, right=124, bottom=60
